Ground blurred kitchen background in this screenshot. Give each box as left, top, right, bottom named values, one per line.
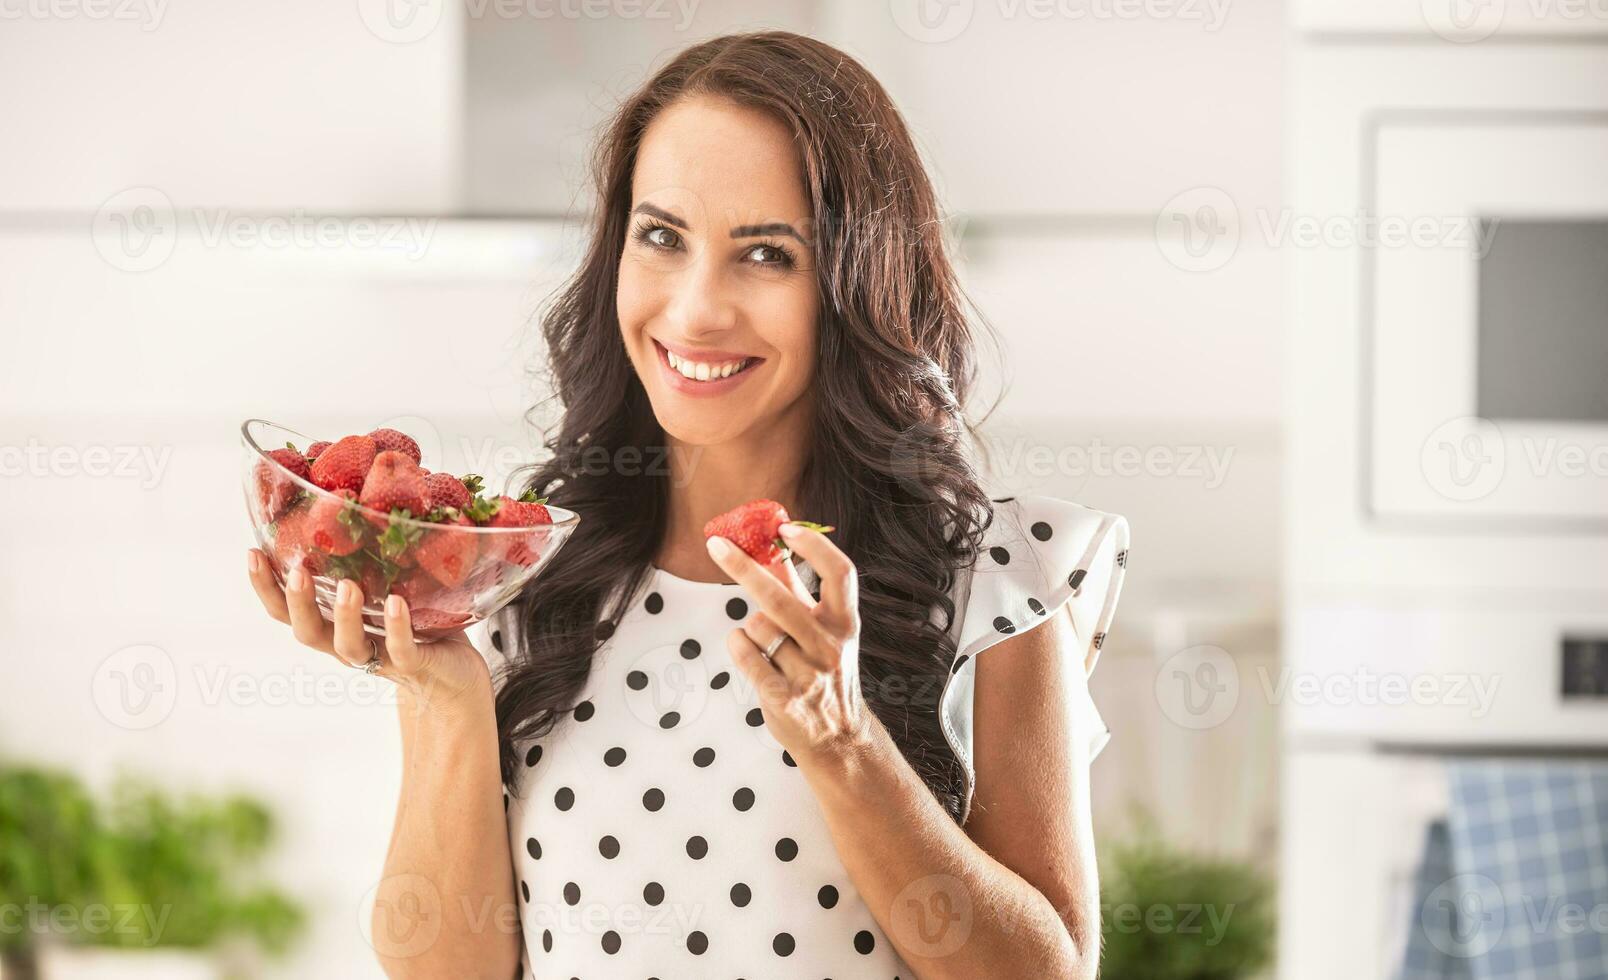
left=1, top=1, right=1605, bottom=978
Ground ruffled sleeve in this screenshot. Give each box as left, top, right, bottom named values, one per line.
left=940, top=494, right=1130, bottom=824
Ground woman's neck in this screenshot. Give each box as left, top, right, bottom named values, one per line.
left=656, top=420, right=811, bottom=584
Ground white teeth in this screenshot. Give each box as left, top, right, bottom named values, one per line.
left=664, top=347, right=750, bottom=382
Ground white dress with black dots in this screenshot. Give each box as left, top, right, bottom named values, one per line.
left=472, top=494, right=1130, bottom=979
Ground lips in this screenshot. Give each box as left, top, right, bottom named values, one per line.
left=651, top=339, right=764, bottom=396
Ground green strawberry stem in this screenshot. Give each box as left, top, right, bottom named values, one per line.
left=785, top=520, right=835, bottom=534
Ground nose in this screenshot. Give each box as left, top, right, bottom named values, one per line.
left=660, top=250, right=739, bottom=340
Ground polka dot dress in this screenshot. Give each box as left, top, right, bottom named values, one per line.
left=477, top=494, right=1130, bottom=978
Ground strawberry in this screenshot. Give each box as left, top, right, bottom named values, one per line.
left=413, top=515, right=478, bottom=588
left=487, top=492, right=553, bottom=566
left=303, top=489, right=364, bottom=556
left=359, top=450, right=429, bottom=516
left=702, top=498, right=834, bottom=565
left=368, top=428, right=421, bottom=464
left=309, top=435, right=376, bottom=494
left=305, top=440, right=333, bottom=461
left=271, top=503, right=320, bottom=574
left=254, top=448, right=309, bottom=521
left=423, top=472, right=473, bottom=512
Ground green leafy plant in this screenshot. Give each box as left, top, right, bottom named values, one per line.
left=1099, top=833, right=1276, bottom=980
left=0, top=763, right=304, bottom=977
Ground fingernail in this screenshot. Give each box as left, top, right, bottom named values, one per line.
left=288, top=567, right=307, bottom=592
left=778, top=523, right=801, bottom=538
left=706, top=536, right=729, bottom=559
left=337, top=579, right=354, bottom=606
left=386, top=595, right=404, bottom=618
left=247, top=551, right=259, bottom=574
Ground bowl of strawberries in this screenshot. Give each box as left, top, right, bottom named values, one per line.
left=241, top=419, right=578, bottom=640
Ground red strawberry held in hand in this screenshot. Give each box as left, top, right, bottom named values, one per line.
left=359, top=450, right=429, bottom=516
left=254, top=448, right=309, bottom=521
left=368, top=428, right=421, bottom=464
left=703, top=498, right=834, bottom=565
left=309, top=435, right=376, bottom=494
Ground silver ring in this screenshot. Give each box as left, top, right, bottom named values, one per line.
left=763, top=633, right=787, bottom=661
left=359, top=637, right=383, bottom=675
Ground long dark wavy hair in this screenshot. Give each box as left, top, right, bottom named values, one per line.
left=496, top=30, right=1001, bottom=824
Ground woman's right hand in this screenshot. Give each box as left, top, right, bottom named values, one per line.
left=246, top=549, right=494, bottom=714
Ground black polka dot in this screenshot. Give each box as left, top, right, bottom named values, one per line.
left=731, top=883, right=751, bottom=907
left=686, top=835, right=708, bottom=859
left=854, top=929, right=876, bottom=954
left=644, top=591, right=664, bottom=614
left=951, top=654, right=970, bottom=674
left=1031, top=520, right=1053, bottom=541
left=643, top=788, right=665, bottom=812
left=601, top=929, right=621, bottom=954
left=643, top=881, right=664, bottom=905
left=627, top=669, right=649, bottom=690
left=680, top=638, right=701, bottom=660
left=746, top=707, right=764, bottom=727
left=775, top=837, right=798, bottom=861
left=726, top=597, right=748, bottom=620
left=554, top=787, right=574, bottom=810
left=573, top=699, right=595, bottom=722
left=1068, top=568, right=1087, bottom=591
left=526, top=838, right=541, bottom=860
left=520, top=880, right=530, bottom=903
left=595, top=621, right=615, bottom=642
left=773, top=932, right=796, bottom=956
left=599, top=835, right=620, bottom=859
left=659, top=711, right=680, bottom=729
left=782, top=750, right=796, bottom=767
left=1027, top=597, right=1046, bottom=616
left=993, top=615, right=1015, bottom=634
left=540, top=927, right=551, bottom=951
left=604, top=746, right=626, bottom=767
left=687, top=930, right=709, bottom=955
left=563, top=881, right=580, bottom=905
left=733, top=787, right=755, bottom=811
left=818, top=884, right=839, bottom=909
left=710, top=670, right=730, bottom=690
left=525, top=744, right=542, bottom=767
left=989, top=546, right=1011, bottom=565
left=491, top=630, right=504, bottom=652
left=694, top=746, right=716, bottom=767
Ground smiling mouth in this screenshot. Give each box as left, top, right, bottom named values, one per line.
left=656, top=341, right=762, bottom=383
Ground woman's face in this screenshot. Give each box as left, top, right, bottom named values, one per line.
left=617, top=94, right=819, bottom=449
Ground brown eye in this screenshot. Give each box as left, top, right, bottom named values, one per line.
left=746, top=244, right=791, bottom=267
left=645, top=226, right=680, bottom=249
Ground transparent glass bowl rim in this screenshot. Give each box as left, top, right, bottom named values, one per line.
left=240, top=418, right=580, bottom=534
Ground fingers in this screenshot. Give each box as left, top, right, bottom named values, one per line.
left=331, top=579, right=376, bottom=667
left=283, top=564, right=337, bottom=655
left=706, top=537, right=822, bottom=646
left=740, top=610, right=814, bottom=679
left=726, top=623, right=788, bottom=708
left=383, top=595, right=427, bottom=676
left=778, top=523, right=858, bottom=633
left=246, top=550, right=291, bottom=624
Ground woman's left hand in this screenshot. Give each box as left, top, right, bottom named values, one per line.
left=706, top=522, right=873, bottom=766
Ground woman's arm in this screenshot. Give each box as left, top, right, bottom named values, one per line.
left=705, top=526, right=1101, bottom=980
left=797, top=605, right=1099, bottom=980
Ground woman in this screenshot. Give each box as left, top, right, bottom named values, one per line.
left=247, top=31, right=1128, bottom=979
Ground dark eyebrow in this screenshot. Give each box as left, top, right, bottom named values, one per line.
left=631, top=203, right=688, bottom=230
left=731, top=222, right=809, bottom=246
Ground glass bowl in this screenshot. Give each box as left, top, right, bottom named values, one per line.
left=241, top=419, right=578, bottom=641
